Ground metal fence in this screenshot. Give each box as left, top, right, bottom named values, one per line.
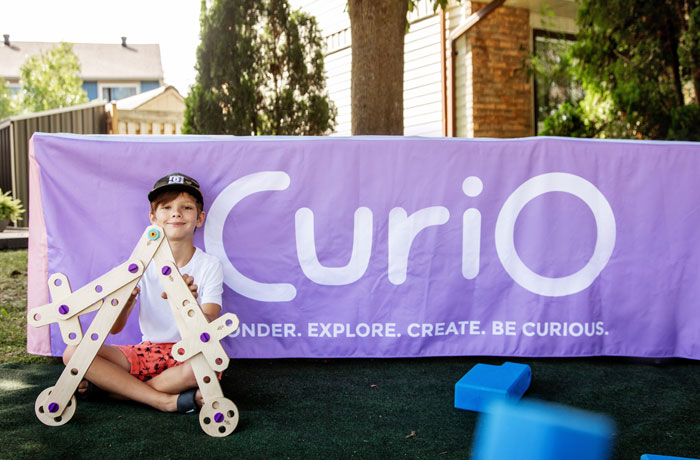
left=0, top=100, right=107, bottom=226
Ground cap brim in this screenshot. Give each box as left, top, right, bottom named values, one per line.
left=148, top=184, right=203, bottom=205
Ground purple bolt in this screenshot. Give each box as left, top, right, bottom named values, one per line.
left=48, top=402, right=59, bottom=413
left=58, top=305, right=69, bottom=315
left=214, top=412, right=224, bottom=423
left=161, top=266, right=172, bottom=276
left=200, top=332, right=211, bottom=343
left=128, top=263, right=138, bottom=273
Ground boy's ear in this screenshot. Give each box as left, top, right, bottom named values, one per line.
left=149, top=211, right=157, bottom=224
left=196, top=210, right=206, bottom=228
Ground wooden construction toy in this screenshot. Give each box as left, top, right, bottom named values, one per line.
left=470, top=399, right=615, bottom=460
left=27, top=225, right=241, bottom=437
left=455, top=362, right=531, bottom=412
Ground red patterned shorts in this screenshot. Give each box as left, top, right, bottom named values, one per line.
left=116, top=341, right=181, bottom=382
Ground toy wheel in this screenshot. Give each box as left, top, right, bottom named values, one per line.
left=199, top=397, right=238, bottom=437
left=35, top=386, right=76, bottom=426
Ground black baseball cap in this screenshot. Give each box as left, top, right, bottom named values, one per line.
left=148, top=173, right=203, bottom=206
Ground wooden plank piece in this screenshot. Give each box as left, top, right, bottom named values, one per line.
left=48, top=273, right=83, bottom=345
left=153, top=256, right=232, bottom=372
left=37, top=281, right=138, bottom=420
left=28, top=260, right=144, bottom=327
left=171, top=313, right=239, bottom=371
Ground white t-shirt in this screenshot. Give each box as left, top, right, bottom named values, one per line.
left=138, top=247, right=224, bottom=343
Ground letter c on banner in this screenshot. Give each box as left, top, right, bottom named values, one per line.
left=204, top=171, right=296, bottom=302
left=495, top=172, right=616, bottom=297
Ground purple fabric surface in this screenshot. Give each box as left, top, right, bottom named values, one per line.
left=31, top=133, right=700, bottom=359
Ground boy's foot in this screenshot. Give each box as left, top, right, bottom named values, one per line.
left=176, top=388, right=202, bottom=414
left=75, top=380, right=108, bottom=401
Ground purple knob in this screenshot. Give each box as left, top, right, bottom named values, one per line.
left=214, top=412, right=224, bottom=423
left=128, top=263, right=138, bottom=273
left=161, top=266, right=172, bottom=276
left=48, top=402, right=59, bottom=413
left=58, top=305, right=69, bottom=315
left=200, top=332, right=210, bottom=343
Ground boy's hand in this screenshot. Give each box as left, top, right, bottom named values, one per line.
left=126, top=287, right=140, bottom=308
left=112, top=287, right=139, bottom=334
left=161, top=274, right=198, bottom=300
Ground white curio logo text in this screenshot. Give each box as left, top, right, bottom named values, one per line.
left=204, top=172, right=616, bottom=301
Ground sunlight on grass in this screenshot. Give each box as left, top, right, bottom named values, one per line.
left=0, top=377, right=32, bottom=391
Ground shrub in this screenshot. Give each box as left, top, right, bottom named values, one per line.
left=0, top=190, right=24, bottom=224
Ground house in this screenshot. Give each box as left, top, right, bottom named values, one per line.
left=1, top=37, right=171, bottom=229
left=107, top=85, right=185, bottom=134
left=1, top=35, right=163, bottom=102
left=289, top=0, right=578, bottom=137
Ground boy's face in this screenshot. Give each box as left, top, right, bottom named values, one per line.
left=149, top=192, right=205, bottom=242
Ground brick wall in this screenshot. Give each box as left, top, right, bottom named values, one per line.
left=465, top=2, right=533, bottom=138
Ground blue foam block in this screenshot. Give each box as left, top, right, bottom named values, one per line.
left=471, top=399, right=615, bottom=460
left=641, top=456, right=699, bottom=460
left=455, top=362, right=531, bottom=412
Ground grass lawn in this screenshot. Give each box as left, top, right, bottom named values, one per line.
left=1, top=249, right=54, bottom=365
left=3, top=249, right=700, bottom=460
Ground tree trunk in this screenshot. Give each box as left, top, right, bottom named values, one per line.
left=686, top=0, right=700, bottom=105
left=348, top=0, right=408, bottom=135
left=665, top=10, right=685, bottom=108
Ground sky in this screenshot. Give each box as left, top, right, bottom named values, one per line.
left=0, top=0, right=202, bottom=96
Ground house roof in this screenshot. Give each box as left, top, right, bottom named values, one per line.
left=0, top=39, right=163, bottom=81
left=114, top=85, right=184, bottom=111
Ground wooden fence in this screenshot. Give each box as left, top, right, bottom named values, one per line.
left=0, top=100, right=107, bottom=226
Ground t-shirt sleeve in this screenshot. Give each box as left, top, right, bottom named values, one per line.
left=199, top=256, right=224, bottom=308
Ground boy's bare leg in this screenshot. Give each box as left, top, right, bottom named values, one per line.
left=145, top=361, right=204, bottom=407
left=63, top=344, right=180, bottom=412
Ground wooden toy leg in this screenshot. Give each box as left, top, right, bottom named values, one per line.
left=153, top=245, right=240, bottom=437
left=32, top=226, right=163, bottom=426
left=34, top=387, right=77, bottom=427
left=190, top=354, right=239, bottom=437
left=34, top=281, right=138, bottom=426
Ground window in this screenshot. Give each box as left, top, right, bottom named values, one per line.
left=99, top=83, right=138, bottom=101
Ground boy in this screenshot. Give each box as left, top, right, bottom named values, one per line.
left=62, top=173, right=224, bottom=413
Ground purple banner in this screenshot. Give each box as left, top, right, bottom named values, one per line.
left=28, top=133, right=700, bottom=359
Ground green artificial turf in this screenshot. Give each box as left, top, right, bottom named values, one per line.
left=1, top=357, right=699, bottom=460
left=4, top=246, right=700, bottom=459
